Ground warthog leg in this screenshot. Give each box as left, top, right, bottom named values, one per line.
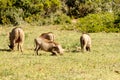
left=19, top=43, right=23, bottom=54
left=86, top=46, right=90, bottom=52
left=17, top=43, right=20, bottom=51
left=34, top=45, right=40, bottom=55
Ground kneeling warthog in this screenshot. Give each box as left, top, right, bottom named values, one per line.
left=34, top=37, right=64, bottom=55
left=80, top=33, right=91, bottom=52
left=40, top=32, right=54, bottom=41
left=9, top=27, right=24, bottom=53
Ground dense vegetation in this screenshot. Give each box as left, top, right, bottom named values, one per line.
left=0, top=0, right=120, bottom=32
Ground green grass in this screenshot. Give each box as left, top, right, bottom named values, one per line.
left=0, top=25, right=120, bottom=80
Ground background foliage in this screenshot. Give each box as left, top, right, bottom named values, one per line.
left=0, top=0, right=120, bottom=32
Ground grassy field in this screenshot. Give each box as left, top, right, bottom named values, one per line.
left=0, top=25, right=120, bottom=80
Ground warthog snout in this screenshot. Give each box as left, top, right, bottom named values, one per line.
left=55, top=45, right=64, bottom=55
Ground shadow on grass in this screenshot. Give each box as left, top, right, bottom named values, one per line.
left=71, top=50, right=81, bottom=53
left=65, top=49, right=81, bottom=53
left=0, top=48, right=11, bottom=52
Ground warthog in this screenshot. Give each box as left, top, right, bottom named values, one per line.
left=34, top=37, right=64, bottom=55
left=80, top=33, right=91, bottom=52
left=9, top=27, right=24, bottom=53
left=40, top=32, right=54, bottom=41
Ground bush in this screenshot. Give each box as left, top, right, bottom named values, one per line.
left=0, top=7, right=23, bottom=25
left=61, top=12, right=119, bottom=32
left=24, top=12, right=71, bottom=26
left=0, top=0, right=62, bottom=25
left=54, top=13, right=71, bottom=25
left=114, top=14, right=120, bottom=32
left=75, top=13, right=117, bottom=32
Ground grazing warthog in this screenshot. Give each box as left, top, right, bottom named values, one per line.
left=34, top=37, right=64, bottom=55
left=80, top=33, right=91, bottom=52
left=40, top=32, right=54, bottom=41
left=9, top=27, right=24, bottom=53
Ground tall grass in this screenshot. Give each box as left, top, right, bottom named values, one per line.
left=0, top=25, right=120, bottom=80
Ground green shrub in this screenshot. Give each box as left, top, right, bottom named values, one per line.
left=61, top=12, right=119, bottom=32
left=76, top=13, right=117, bottom=32
left=54, top=13, right=71, bottom=25
left=0, top=0, right=62, bottom=25
left=0, top=7, right=23, bottom=25
left=113, top=14, right=120, bottom=32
